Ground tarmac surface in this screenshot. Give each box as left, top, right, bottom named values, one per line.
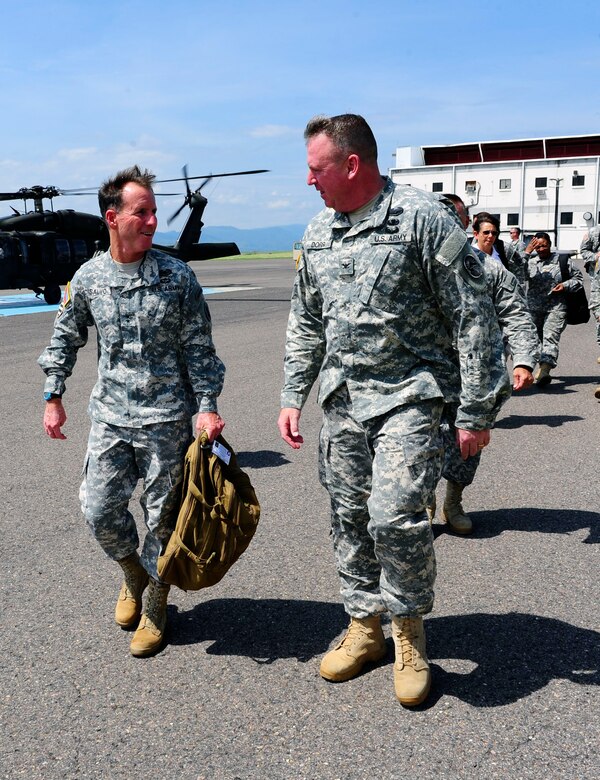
left=1, top=256, right=598, bottom=780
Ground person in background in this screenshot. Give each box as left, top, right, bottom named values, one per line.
left=279, top=114, right=509, bottom=706
left=436, top=196, right=539, bottom=534
left=39, top=165, right=225, bottom=657
left=523, top=232, right=583, bottom=386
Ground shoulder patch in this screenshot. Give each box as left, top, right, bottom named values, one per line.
left=435, top=227, right=468, bottom=266
left=56, top=282, right=72, bottom=319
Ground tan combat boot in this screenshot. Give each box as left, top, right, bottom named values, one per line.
left=534, top=362, right=552, bottom=386
left=426, top=493, right=436, bottom=525
left=115, top=553, right=149, bottom=628
left=441, top=480, right=473, bottom=535
left=319, top=616, right=387, bottom=682
left=129, top=578, right=170, bottom=657
left=392, top=616, right=430, bottom=707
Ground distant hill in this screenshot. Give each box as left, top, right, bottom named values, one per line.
left=154, top=224, right=306, bottom=254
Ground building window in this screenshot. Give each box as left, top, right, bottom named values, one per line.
left=535, top=177, right=547, bottom=188
left=432, top=182, right=443, bottom=192
left=507, top=213, right=519, bottom=226
left=560, top=212, right=573, bottom=225
left=572, top=174, right=585, bottom=187
left=465, top=180, right=477, bottom=194
left=499, top=178, right=511, bottom=190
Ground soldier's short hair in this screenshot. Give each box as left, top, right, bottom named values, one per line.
left=98, top=165, right=156, bottom=218
left=510, top=227, right=522, bottom=236
left=304, top=114, right=378, bottom=165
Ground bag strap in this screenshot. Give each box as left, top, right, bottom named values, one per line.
left=558, top=254, right=570, bottom=284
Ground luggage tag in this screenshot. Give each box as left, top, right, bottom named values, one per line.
left=212, top=440, right=231, bottom=465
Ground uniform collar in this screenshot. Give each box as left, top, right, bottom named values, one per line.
left=103, top=249, right=161, bottom=289
left=328, top=177, right=394, bottom=237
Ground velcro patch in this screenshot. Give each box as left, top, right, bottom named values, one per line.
left=435, top=228, right=468, bottom=266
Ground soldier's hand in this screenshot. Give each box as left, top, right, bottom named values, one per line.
left=278, top=407, right=304, bottom=449
left=196, top=412, right=225, bottom=442
left=44, top=399, right=67, bottom=440
left=513, top=367, right=534, bottom=391
left=456, top=428, right=490, bottom=460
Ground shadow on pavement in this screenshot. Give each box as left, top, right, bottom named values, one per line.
left=427, top=611, right=599, bottom=707
left=494, top=413, right=583, bottom=429
left=236, top=450, right=291, bottom=468
left=457, top=506, right=600, bottom=544
left=168, top=597, right=347, bottom=663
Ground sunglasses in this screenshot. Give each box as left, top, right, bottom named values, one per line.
left=481, top=230, right=498, bottom=236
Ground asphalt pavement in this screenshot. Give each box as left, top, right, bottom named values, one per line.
left=0, top=257, right=598, bottom=780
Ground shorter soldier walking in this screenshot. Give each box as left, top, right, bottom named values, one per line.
left=523, top=232, right=583, bottom=386
left=39, top=166, right=225, bottom=656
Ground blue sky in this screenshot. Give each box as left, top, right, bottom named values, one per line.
left=1, top=0, right=599, bottom=232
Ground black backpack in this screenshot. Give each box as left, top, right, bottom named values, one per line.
left=558, top=255, right=590, bottom=325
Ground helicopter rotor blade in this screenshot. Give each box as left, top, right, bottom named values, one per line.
left=155, top=169, right=268, bottom=184
left=167, top=201, right=188, bottom=226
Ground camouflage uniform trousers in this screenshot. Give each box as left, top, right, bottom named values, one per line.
left=80, top=418, right=192, bottom=581
left=531, top=307, right=567, bottom=367
left=318, top=386, right=443, bottom=619
left=440, top=403, right=481, bottom=487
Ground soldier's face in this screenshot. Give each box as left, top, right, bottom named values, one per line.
left=108, top=183, right=157, bottom=262
left=306, top=134, right=351, bottom=211
left=536, top=239, right=551, bottom=258
left=510, top=229, right=518, bottom=240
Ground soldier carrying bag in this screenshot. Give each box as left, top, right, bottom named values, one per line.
left=157, top=432, right=260, bottom=590
left=558, top=254, right=590, bottom=325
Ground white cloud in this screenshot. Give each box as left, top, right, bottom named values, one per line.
left=267, top=199, right=291, bottom=210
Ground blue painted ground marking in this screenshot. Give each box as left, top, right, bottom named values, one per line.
left=0, top=286, right=259, bottom=317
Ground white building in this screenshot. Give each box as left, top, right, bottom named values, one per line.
left=389, top=134, right=600, bottom=252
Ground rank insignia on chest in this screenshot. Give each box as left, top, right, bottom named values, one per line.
left=339, top=255, right=355, bottom=277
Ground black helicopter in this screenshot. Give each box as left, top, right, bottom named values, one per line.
left=0, top=167, right=267, bottom=304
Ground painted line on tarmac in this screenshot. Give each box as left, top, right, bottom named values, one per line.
left=0, top=286, right=261, bottom=317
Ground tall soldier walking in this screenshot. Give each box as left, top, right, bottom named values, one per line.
left=278, top=115, right=510, bottom=706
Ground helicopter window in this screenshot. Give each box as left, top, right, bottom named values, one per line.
left=54, top=239, right=71, bottom=264
left=72, top=239, right=89, bottom=262
left=18, top=240, right=29, bottom=263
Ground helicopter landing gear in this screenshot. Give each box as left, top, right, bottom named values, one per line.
left=43, top=284, right=61, bottom=305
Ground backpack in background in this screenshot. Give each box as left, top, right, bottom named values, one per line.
left=157, top=432, right=260, bottom=590
left=559, top=254, right=590, bottom=325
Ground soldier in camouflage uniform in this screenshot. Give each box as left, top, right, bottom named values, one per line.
left=434, top=196, right=540, bottom=534
left=39, top=166, right=225, bottom=657
left=580, top=226, right=600, bottom=380
left=278, top=115, right=510, bottom=707
left=523, top=232, right=583, bottom=386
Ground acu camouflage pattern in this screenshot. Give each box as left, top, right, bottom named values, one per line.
left=38, top=248, right=225, bottom=426
left=282, top=177, right=510, bottom=431
left=582, top=227, right=600, bottom=346
left=80, top=418, right=192, bottom=581
left=442, top=251, right=540, bottom=487
left=580, top=226, right=600, bottom=276
left=319, top=388, right=442, bottom=617
left=525, top=251, right=583, bottom=366
left=283, top=178, right=510, bottom=618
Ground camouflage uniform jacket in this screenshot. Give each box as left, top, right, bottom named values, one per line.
left=525, top=251, right=583, bottom=314
left=39, top=249, right=225, bottom=427
left=580, top=226, right=600, bottom=276
left=281, top=178, right=510, bottom=431
left=474, top=249, right=540, bottom=369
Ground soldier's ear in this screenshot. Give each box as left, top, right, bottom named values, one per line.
left=105, top=208, right=118, bottom=229
left=347, top=154, right=360, bottom=179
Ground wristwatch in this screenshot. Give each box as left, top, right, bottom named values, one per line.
left=44, top=392, right=62, bottom=401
